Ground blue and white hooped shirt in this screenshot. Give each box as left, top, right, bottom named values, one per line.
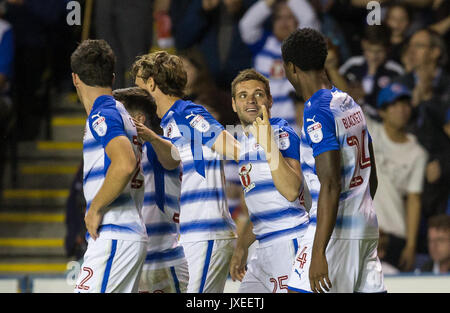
left=141, top=141, right=186, bottom=269
left=238, top=118, right=309, bottom=247
left=160, top=99, right=237, bottom=243
left=83, top=95, right=147, bottom=242
left=301, top=87, right=379, bottom=240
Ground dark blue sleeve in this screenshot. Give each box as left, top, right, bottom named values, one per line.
left=276, top=126, right=300, bottom=160
left=0, top=28, right=14, bottom=78
left=88, top=108, right=127, bottom=149
left=176, top=105, right=225, bottom=148
left=304, top=104, right=340, bottom=158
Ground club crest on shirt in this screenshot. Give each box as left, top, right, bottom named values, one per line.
left=306, top=116, right=323, bottom=143
left=187, top=113, right=210, bottom=133
left=92, top=113, right=107, bottom=137
left=274, top=129, right=290, bottom=150
left=239, top=163, right=255, bottom=193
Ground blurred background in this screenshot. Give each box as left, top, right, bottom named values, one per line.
left=0, top=0, right=448, bottom=293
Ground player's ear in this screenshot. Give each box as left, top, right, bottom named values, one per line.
left=231, top=96, right=237, bottom=113
left=72, top=73, right=78, bottom=87
left=136, top=112, right=146, bottom=124
left=111, top=73, right=116, bottom=87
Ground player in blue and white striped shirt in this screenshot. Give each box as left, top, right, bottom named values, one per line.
left=282, top=28, right=386, bottom=293
left=113, top=87, right=189, bottom=293
left=132, top=51, right=241, bottom=293
left=71, top=40, right=147, bottom=293
left=229, top=69, right=308, bottom=293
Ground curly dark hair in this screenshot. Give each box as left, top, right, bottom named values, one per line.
left=113, top=87, right=160, bottom=131
left=281, top=28, right=328, bottom=71
left=131, top=51, right=187, bottom=98
left=70, top=39, right=115, bottom=87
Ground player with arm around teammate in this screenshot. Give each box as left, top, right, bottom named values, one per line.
left=282, top=28, right=386, bottom=293
left=113, top=87, right=189, bottom=293
left=229, top=69, right=309, bottom=293
left=131, top=51, right=240, bottom=293
left=71, top=40, right=147, bottom=293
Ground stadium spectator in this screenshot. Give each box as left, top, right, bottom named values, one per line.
left=393, top=29, right=450, bottom=243
left=170, top=0, right=255, bottom=91
left=178, top=48, right=238, bottom=127
left=5, top=0, right=67, bottom=141
left=339, top=25, right=404, bottom=119
left=0, top=10, right=13, bottom=205
left=385, top=2, right=413, bottom=65
left=310, top=0, right=351, bottom=62
left=420, top=214, right=450, bottom=274
left=239, top=0, right=320, bottom=134
left=367, top=83, right=428, bottom=272
left=94, top=0, right=154, bottom=88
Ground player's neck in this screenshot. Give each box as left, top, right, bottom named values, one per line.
left=301, top=71, right=332, bottom=101
left=155, top=94, right=182, bottom=119
left=82, top=86, right=113, bottom=115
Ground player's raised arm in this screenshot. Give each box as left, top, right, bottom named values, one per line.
left=250, top=105, right=302, bottom=202
left=85, top=136, right=137, bottom=240
left=211, top=130, right=241, bottom=163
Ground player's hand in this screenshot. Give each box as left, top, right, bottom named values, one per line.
left=248, top=105, right=275, bottom=154
left=84, top=207, right=104, bottom=240
left=309, top=252, right=332, bottom=293
left=230, top=246, right=248, bottom=282
left=132, top=118, right=157, bottom=142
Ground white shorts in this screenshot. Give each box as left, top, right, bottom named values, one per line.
left=239, top=237, right=301, bottom=293
left=183, top=239, right=235, bottom=293
left=288, top=237, right=386, bottom=293
left=139, top=260, right=189, bottom=293
left=74, top=238, right=146, bottom=293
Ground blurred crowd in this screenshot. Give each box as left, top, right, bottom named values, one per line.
left=0, top=0, right=448, bottom=274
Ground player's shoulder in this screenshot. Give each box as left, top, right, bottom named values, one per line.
left=304, top=88, right=334, bottom=117
left=270, top=118, right=299, bottom=137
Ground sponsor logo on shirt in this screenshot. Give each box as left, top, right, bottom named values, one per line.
left=187, top=113, right=210, bottom=133
left=92, top=114, right=107, bottom=137
left=306, top=116, right=323, bottom=143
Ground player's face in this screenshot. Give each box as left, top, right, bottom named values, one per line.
left=233, top=80, right=272, bottom=126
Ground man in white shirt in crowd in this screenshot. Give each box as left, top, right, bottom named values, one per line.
left=367, top=83, right=428, bottom=272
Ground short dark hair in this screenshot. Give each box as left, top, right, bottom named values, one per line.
left=281, top=28, right=328, bottom=71
left=428, top=214, right=450, bottom=232
left=131, top=51, right=187, bottom=98
left=70, top=39, right=115, bottom=87
left=231, top=69, right=271, bottom=99
left=113, top=87, right=160, bottom=130
left=362, top=25, right=391, bottom=48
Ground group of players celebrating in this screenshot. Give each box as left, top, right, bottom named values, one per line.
left=70, top=28, right=386, bottom=294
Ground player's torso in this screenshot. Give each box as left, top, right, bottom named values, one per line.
left=301, top=88, right=378, bottom=240
left=82, top=98, right=146, bottom=241
left=141, top=143, right=181, bottom=250
left=238, top=128, right=308, bottom=245
left=162, top=112, right=236, bottom=243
